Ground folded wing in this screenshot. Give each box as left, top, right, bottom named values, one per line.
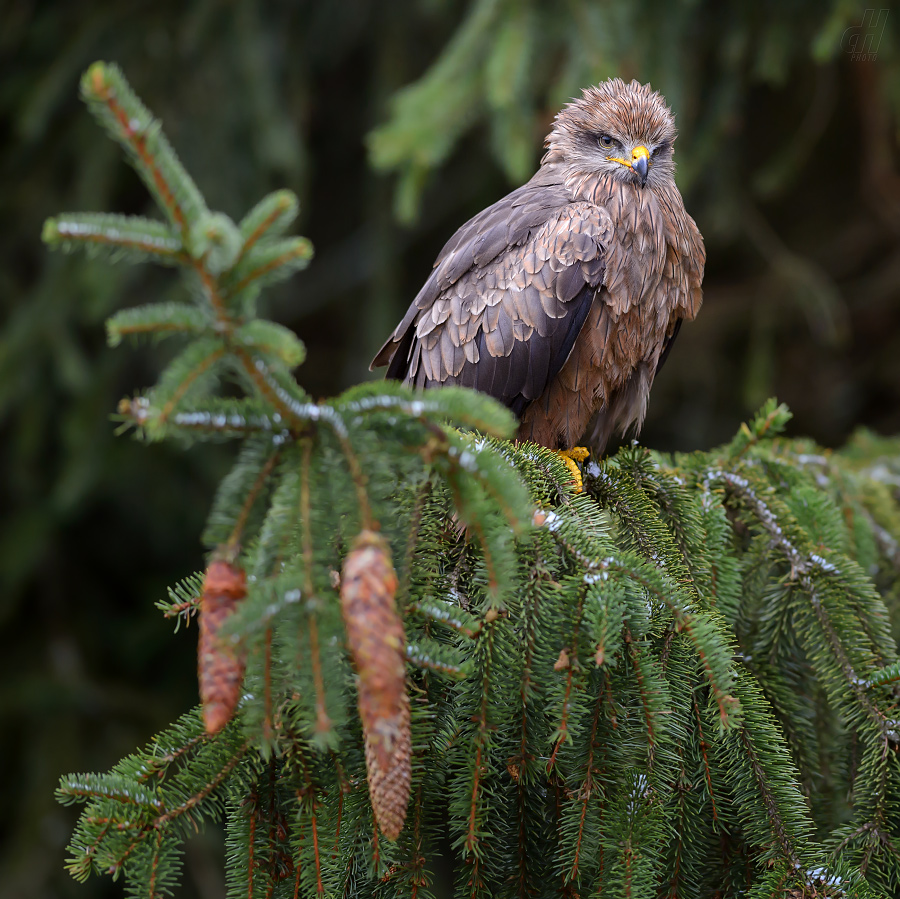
left=372, top=177, right=614, bottom=418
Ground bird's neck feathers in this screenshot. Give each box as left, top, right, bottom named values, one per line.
left=560, top=166, right=681, bottom=224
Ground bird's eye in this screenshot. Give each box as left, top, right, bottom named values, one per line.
left=652, top=142, right=669, bottom=157
left=598, top=134, right=614, bottom=149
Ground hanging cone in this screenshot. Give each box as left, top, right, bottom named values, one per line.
left=340, top=530, right=411, bottom=841
left=199, top=558, right=247, bottom=734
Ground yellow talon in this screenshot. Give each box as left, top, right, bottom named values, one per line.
left=556, top=447, right=590, bottom=492
left=564, top=446, right=589, bottom=463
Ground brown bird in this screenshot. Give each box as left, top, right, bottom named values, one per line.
left=371, top=78, right=705, bottom=453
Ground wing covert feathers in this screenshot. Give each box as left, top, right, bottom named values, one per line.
left=372, top=175, right=613, bottom=418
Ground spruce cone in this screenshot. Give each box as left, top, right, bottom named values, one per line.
left=199, top=558, right=247, bottom=734
left=340, top=530, right=411, bottom=841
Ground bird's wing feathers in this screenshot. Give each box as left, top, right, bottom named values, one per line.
left=654, top=316, right=682, bottom=375
left=372, top=179, right=614, bottom=416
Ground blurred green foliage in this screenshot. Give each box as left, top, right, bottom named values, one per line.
left=0, top=1, right=898, bottom=896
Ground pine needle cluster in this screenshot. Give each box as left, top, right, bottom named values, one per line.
left=47, top=64, right=900, bottom=899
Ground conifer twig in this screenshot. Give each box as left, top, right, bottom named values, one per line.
left=227, top=450, right=281, bottom=549
left=710, top=469, right=888, bottom=728
left=565, top=684, right=604, bottom=884
left=300, top=441, right=331, bottom=737
left=81, top=63, right=203, bottom=238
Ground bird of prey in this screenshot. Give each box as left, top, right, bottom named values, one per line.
left=371, top=78, right=705, bottom=453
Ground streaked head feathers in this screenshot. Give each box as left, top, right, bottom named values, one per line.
left=545, top=79, right=677, bottom=184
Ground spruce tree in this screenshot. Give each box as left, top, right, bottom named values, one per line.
left=47, top=63, right=900, bottom=899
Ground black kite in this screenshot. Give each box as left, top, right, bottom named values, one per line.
left=372, top=78, right=705, bottom=452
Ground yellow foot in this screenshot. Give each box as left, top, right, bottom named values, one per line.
left=556, top=447, right=590, bottom=493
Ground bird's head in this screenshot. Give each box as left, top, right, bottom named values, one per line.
left=544, top=78, right=677, bottom=189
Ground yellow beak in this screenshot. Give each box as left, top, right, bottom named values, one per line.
left=610, top=145, right=651, bottom=185
left=631, top=145, right=650, bottom=185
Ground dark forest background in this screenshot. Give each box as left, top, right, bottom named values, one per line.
left=1, top=2, right=898, bottom=896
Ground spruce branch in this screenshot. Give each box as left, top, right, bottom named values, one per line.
left=300, top=440, right=336, bottom=744
left=237, top=190, right=299, bottom=250
left=80, top=62, right=207, bottom=241
left=226, top=236, right=315, bottom=294
left=718, top=397, right=793, bottom=460
left=42, top=213, right=185, bottom=266
left=106, top=302, right=210, bottom=345
left=708, top=468, right=888, bottom=729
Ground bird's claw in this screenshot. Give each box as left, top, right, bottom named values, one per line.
left=556, top=447, right=590, bottom=492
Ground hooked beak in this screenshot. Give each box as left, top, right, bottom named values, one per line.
left=631, top=145, right=649, bottom=186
